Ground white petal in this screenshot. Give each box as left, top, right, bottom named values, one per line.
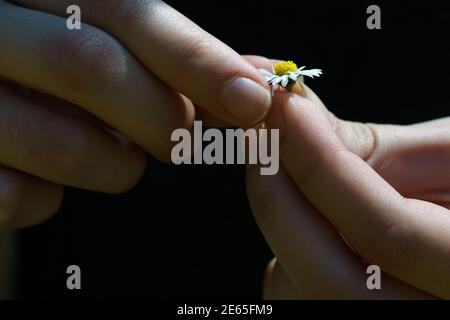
left=281, top=75, right=289, bottom=87
left=267, top=76, right=279, bottom=84
left=293, top=67, right=305, bottom=77
left=298, top=68, right=323, bottom=78
left=271, top=77, right=282, bottom=86
left=258, top=68, right=276, bottom=81
left=267, top=77, right=278, bottom=84
left=288, top=72, right=298, bottom=81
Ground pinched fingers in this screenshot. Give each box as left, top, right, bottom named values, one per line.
left=0, top=166, right=63, bottom=230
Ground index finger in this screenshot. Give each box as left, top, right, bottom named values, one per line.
left=12, top=0, right=272, bottom=126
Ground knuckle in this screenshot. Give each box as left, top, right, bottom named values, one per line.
left=334, top=119, right=377, bottom=161
left=53, top=28, right=126, bottom=94
left=175, top=33, right=213, bottom=70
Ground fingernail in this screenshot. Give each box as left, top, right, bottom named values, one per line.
left=220, top=77, right=271, bottom=125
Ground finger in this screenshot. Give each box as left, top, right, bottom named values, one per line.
left=11, top=0, right=272, bottom=126
left=0, top=1, right=194, bottom=161
left=247, top=165, right=433, bottom=299
left=0, top=85, right=146, bottom=193
left=266, top=93, right=450, bottom=298
left=21, top=87, right=106, bottom=127
left=244, top=55, right=274, bottom=72
left=195, top=106, right=231, bottom=128
left=263, top=258, right=302, bottom=300
left=0, top=166, right=63, bottom=229
left=365, top=119, right=450, bottom=205
left=193, top=55, right=275, bottom=127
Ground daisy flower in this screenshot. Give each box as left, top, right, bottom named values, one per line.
left=259, top=60, right=322, bottom=94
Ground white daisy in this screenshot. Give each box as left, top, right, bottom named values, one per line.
left=259, top=60, right=322, bottom=94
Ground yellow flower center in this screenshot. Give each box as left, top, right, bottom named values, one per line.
left=273, top=61, right=298, bottom=76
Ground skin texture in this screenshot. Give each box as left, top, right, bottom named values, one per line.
left=0, top=1, right=447, bottom=299
left=246, top=56, right=450, bottom=299
left=0, top=0, right=271, bottom=231
left=0, top=0, right=271, bottom=297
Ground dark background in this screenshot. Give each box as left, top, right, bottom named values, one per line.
left=18, top=0, right=450, bottom=299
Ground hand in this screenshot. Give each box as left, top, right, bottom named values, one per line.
left=0, top=0, right=272, bottom=229
left=246, top=57, right=450, bottom=299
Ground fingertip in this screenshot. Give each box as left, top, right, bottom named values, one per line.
left=0, top=171, right=64, bottom=230
left=220, top=76, right=272, bottom=125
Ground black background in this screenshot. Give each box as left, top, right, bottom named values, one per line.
left=18, top=0, right=450, bottom=299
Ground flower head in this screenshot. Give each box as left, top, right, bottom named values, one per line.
left=259, top=60, right=322, bottom=94
left=274, top=61, right=298, bottom=76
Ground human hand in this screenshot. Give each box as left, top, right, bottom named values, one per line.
left=246, top=57, right=450, bottom=299
left=0, top=0, right=271, bottom=229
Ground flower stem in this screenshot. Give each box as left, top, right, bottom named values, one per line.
left=287, top=81, right=305, bottom=97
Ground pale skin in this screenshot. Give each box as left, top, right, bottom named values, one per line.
left=0, top=0, right=272, bottom=230
left=247, top=57, right=450, bottom=299
left=0, top=0, right=271, bottom=297
left=0, top=0, right=448, bottom=299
